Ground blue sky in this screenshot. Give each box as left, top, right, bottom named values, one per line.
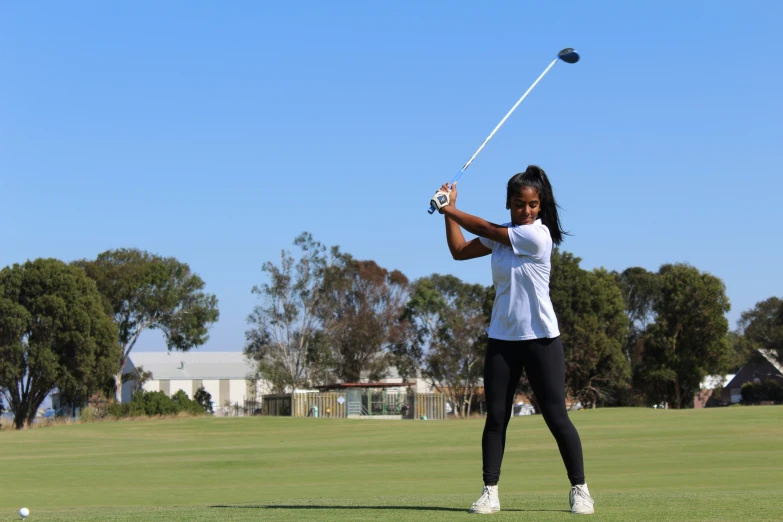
left=2, top=1, right=781, bottom=354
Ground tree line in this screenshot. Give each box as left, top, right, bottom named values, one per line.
left=244, top=232, right=783, bottom=414
left=0, top=251, right=219, bottom=429
left=1, top=234, right=780, bottom=428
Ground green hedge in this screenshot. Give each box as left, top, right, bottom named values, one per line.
left=741, top=380, right=783, bottom=404
left=108, top=390, right=207, bottom=417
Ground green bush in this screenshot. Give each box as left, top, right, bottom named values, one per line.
left=194, top=386, right=214, bottom=414
left=741, top=382, right=756, bottom=404
left=764, top=380, right=783, bottom=402
left=107, top=403, right=127, bottom=417
left=142, top=391, right=181, bottom=415
left=108, top=390, right=207, bottom=418
left=172, top=389, right=205, bottom=415
left=79, top=406, right=96, bottom=422
left=741, top=380, right=783, bottom=404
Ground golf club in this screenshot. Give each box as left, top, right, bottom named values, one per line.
left=428, top=48, right=580, bottom=214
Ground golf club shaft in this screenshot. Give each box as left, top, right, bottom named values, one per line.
left=451, top=56, right=559, bottom=184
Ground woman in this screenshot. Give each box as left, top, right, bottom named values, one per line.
left=435, top=165, right=594, bottom=515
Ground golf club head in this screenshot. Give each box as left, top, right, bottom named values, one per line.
left=558, top=48, right=580, bottom=64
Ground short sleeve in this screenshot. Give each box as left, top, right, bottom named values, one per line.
left=479, top=236, right=495, bottom=250
left=508, top=222, right=550, bottom=258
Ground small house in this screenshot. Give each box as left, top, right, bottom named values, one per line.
left=708, top=350, right=783, bottom=406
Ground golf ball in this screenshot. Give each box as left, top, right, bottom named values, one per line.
left=19, top=507, right=29, bottom=518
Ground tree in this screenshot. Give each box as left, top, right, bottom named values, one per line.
left=0, top=259, right=120, bottom=429
left=724, top=330, right=756, bottom=373
left=317, top=256, right=410, bottom=382
left=402, top=275, right=490, bottom=417
left=609, top=267, right=661, bottom=405
left=74, top=249, right=219, bottom=402
left=121, top=365, right=153, bottom=396
left=245, top=232, right=337, bottom=391
left=737, top=297, right=783, bottom=365
left=615, top=267, right=659, bottom=364
left=636, top=264, right=731, bottom=409
left=388, top=318, right=422, bottom=383
left=394, top=278, right=443, bottom=380
left=549, top=251, right=630, bottom=408
left=194, top=386, right=214, bottom=414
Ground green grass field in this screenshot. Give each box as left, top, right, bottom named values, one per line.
left=1, top=407, right=781, bottom=521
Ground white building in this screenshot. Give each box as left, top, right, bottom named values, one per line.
left=123, top=352, right=271, bottom=414
left=379, top=367, right=436, bottom=394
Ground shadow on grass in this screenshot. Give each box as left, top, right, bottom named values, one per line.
left=211, top=505, right=567, bottom=513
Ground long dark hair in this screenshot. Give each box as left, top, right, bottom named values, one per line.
left=506, top=165, right=567, bottom=245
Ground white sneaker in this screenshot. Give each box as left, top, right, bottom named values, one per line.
left=569, top=484, right=594, bottom=515
left=469, top=485, right=500, bottom=514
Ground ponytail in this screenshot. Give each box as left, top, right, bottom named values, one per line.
left=506, top=165, right=567, bottom=245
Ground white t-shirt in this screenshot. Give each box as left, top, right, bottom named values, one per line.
left=479, top=219, right=560, bottom=341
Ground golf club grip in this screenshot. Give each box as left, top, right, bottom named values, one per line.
left=428, top=170, right=464, bottom=214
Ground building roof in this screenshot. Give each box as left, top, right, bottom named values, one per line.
left=318, top=382, right=416, bottom=390
left=700, top=374, right=734, bottom=390
left=128, top=352, right=257, bottom=380
left=759, top=349, right=783, bottom=375
left=723, top=349, right=783, bottom=390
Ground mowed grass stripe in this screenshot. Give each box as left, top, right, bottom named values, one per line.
left=0, top=407, right=781, bottom=520
left=6, top=492, right=782, bottom=521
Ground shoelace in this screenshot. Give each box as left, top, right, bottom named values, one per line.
left=473, top=488, right=492, bottom=506
left=571, top=486, right=592, bottom=503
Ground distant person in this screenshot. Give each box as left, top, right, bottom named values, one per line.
left=432, top=166, right=594, bottom=515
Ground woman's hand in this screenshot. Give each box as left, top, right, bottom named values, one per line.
left=448, top=182, right=458, bottom=207
left=437, top=182, right=457, bottom=211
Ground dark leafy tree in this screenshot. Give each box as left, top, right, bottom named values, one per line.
left=636, top=264, right=731, bottom=408
left=737, top=297, right=783, bottom=365
left=548, top=251, right=630, bottom=408
left=194, top=386, right=213, bottom=413
left=75, top=249, right=219, bottom=401
left=0, top=259, right=120, bottom=429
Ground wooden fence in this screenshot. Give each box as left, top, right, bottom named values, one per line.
left=415, top=392, right=446, bottom=420
left=262, top=391, right=446, bottom=419
left=292, top=392, right=347, bottom=418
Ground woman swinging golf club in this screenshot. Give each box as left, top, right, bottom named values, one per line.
left=433, top=165, right=594, bottom=515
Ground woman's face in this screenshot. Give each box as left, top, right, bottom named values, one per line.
left=508, top=186, right=540, bottom=226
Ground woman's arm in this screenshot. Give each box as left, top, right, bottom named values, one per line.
left=446, top=222, right=492, bottom=260
left=439, top=182, right=511, bottom=247
left=439, top=182, right=491, bottom=260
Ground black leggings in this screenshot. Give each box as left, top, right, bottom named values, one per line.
left=482, top=337, right=585, bottom=486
